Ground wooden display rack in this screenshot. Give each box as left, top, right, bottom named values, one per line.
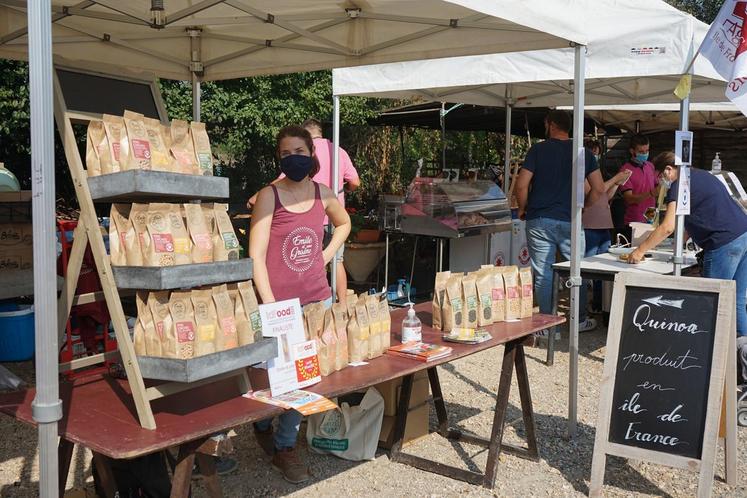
left=52, top=66, right=257, bottom=430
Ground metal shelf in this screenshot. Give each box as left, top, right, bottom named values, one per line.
left=87, top=170, right=228, bottom=203
left=137, top=338, right=276, bottom=383
left=112, top=259, right=252, bottom=290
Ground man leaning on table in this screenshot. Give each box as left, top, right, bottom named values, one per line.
left=515, top=110, right=607, bottom=336
left=628, top=151, right=747, bottom=341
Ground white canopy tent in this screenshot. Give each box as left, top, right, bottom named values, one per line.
left=332, top=0, right=725, bottom=438
left=563, top=102, right=747, bottom=133
left=2, top=1, right=591, bottom=496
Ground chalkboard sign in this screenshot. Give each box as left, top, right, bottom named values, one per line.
left=609, top=286, right=718, bottom=458
left=589, top=273, right=737, bottom=498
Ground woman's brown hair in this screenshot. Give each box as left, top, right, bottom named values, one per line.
left=275, top=125, right=320, bottom=178
left=652, top=151, right=676, bottom=173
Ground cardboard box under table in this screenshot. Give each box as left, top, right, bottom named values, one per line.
left=377, top=370, right=430, bottom=447
left=0, top=304, right=563, bottom=496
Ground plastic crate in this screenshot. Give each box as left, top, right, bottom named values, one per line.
left=0, top=305, right=34, bottom=362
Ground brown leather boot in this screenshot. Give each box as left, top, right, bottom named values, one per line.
left=271, top=447, right=311, bottom=484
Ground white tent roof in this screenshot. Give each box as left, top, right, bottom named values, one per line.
left=0, top=0, right=587, bottom=80
left=332, top=0, right=727, bottom=107
left=562, top=103, right=747, bottom=133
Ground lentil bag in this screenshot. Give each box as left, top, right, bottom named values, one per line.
left=461, top=274, right=479, bottom=331
left=476, top=270, right=494, bottom=326
left=145, top=203, right=176, bottom=267
left=184, top=203, right=213, bottom=263
left=109, top=204, right=130, bottom=266
left=123, top=110, right=152, bottom=170
left=170, top=119, right=199, bottom=175
left=125, top=203, right=148, bottom=266
left=102, top=114, right=127, bottom=172
left=143, top=117, right=173, bottom=172
left=442, top=275, right=464, bottom=333
left=431, top=270, right=451, bottom=330
left=169, top=291, right=196, bottom=359
left=85, top=120, right=111, bottom=177
left=191, top=121, right=214, bottom=176
left=365, top=295, right=382, bottom=359
left=347, top=303, right=370, bottom=363
left=331, top=303, right=349, bottom=371
left=212, top=284, right=239, bottom=351
left=236, top=281, right=262, bottom=345
left=192, top=289, right=218, bottom=356
left=378, top=296, right=391, bottom=353
left=213, top=203, right=240, bottom=261
left=148, top=291, right=172, bottom=357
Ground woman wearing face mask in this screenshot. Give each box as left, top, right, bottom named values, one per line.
left=248, top=125, right=351, bottom=483
left=629, top=152, right=747, bottom=338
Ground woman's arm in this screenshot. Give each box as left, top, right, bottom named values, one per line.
left=319, top=184, right=351, bottom=264
left=249, top=187, right=276, bottom=303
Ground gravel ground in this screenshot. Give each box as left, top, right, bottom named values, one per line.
left=1, top=314, right=746, bottom=498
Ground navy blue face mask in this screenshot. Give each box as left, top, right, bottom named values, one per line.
left=280, top=154, right=313, bottom=182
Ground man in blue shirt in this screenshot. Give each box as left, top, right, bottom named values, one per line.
left=515, top=110, right=606, bottom=333
left=629, top=151, right=747, bottom=337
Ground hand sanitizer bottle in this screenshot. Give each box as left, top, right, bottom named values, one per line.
left=401, top=303, right=422, bottom=343
left=712, top=152, right=722, bottom=173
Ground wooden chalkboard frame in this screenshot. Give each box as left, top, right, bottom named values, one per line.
left=589, top=273, right=737, bottom=498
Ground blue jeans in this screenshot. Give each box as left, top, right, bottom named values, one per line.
left=526, top=217, right=583, bottom=315
left=581, top=229, right=612, bottom=320
left=255, top=411, right=304, bottom=450
left=702, top=231, right=747, bottom=336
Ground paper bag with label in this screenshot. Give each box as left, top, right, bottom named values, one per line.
left=125, top=203, right=148, bottom=266
left=331, top=303, right=349, bottom=371
left=123, top=110, right=152, bottom=170
left=109, top=204, right=130, bottom=266
left=236, top=281, right=262, bottom=345
left=184, top=203, right=213, bottom=263
left=102, top=114, right=127, bottom=172
left=212, top=284, right=239, bottom=351
left=169, top=291, right=196, bottom=359
left=145, top=203, right=176, bottom=267
left=148, top=291, right=171, bottom=357
left=213, top=203, right=240, bottom=261
left=192, top=289, right=218, bottom=356
left=432, top=270, right=451, bottom=330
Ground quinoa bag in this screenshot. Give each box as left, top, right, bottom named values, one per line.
left=102, top=114, right=127, bottom=172
left=212, top=284, right=239, bottom=351
left=365, top=295, right=381, bottom=359
left=442, top=275, right=464, bottom=333
left=519, top=267, right=534, bottom=319
left=191, top=121, right=213, bottom=176
left=476, top=270, right=494, bottom=327
left=202, top=203, right=216, bottom=233
left=125, top=203, right=148, bottom=266
left=461, top=274, right=479, bottom=331
left=170, top=119, right=199, bottom=175
left=503, top=266, right=521, bottom=321
left=143, top=117, right=173, bottom=172
left=184, top=203, right=213, bottom=263
left=169, top=291, right=196, bottom=359
left=378, top=296, right=391, bottom=353
left=85, top=120, right=111, bottom=177
left=488, top=267, right=506, bottom=322
left=123, top=110, right=151, bottom=170
left=432, top=270, right=451, bottom=331
left=317, top=309, right=337, bottom=376
left=148, top=291, right=171, bottom=358
left=133, top=291, right=148, bottom=356
left=303, top=302, right=326, bottom=342
left=348, top=303, right=370, bottom=363
left=145, top=203, right=176, bottom=267
left=167, top=204, right=191, bottom=265
left=236, top=281, right=261, bottom=345
left=192, top=289, right=218, bottom=356
left=109, top=204, right=130, bottom=266
left=331, top=303, right=349, bottom=371
left=213, top=203, right=240, bottom=261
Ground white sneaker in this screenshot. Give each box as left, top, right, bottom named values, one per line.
left=579, top=318, right=597, bottom=333
left=534, top=329, right=561, bottom=340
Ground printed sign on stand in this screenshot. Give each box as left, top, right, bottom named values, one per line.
left=674, top=130, right=693, bottom=166
left=260, top=298, right=321, bottom=396
left=589, top=273, right=737, bottom=497
left=676, top=165, right=691, bottom=216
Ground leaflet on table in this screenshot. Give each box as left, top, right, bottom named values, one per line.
left=244, top=388, right=337, bottom=416
left=259, top=298, right=322, bottom=396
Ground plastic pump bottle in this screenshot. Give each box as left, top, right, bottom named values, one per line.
left=401, top=303, right=422, bottom=343
left=712, top=152, right=722, bottom=173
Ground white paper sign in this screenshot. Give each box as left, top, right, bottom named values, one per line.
left=676, top=165, right=691, bottom=216
left=674, top=131, right=693, bottom=166
left=259, top=299, right=321, bottom=396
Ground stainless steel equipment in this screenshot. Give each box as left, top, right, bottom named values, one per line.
left=399, top=178, right=511, bottom=238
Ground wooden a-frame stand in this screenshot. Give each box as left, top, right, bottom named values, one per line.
left=52, top=68, right=250, bottom=430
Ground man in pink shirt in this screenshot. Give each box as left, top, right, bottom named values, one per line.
left=303, top=119, right=360, bottom=304
left=618, top=134, right=657, bottom=241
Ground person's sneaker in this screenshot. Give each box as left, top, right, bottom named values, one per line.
left=272, top=447, right=311, bottom=484
left=192, top=456, right=238, bottom=479
left=579, top=317, right=597, bottom=333
left=254, top=426, right=275, bottom=456
left=534, top=329, right=560, bottom=340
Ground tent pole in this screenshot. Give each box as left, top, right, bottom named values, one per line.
left=568, top=43, right=587, bottom=439
left=192, top=74, right=201, bottom=122
left=504, top=85, right=513, bottom=193
left=28, top=1, right=62, bottom=496
left=673, top=43, right=694, bottom=276
left=331, top=95, right=340, bottom=301
left=440, top=102, right=446, bottom=171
